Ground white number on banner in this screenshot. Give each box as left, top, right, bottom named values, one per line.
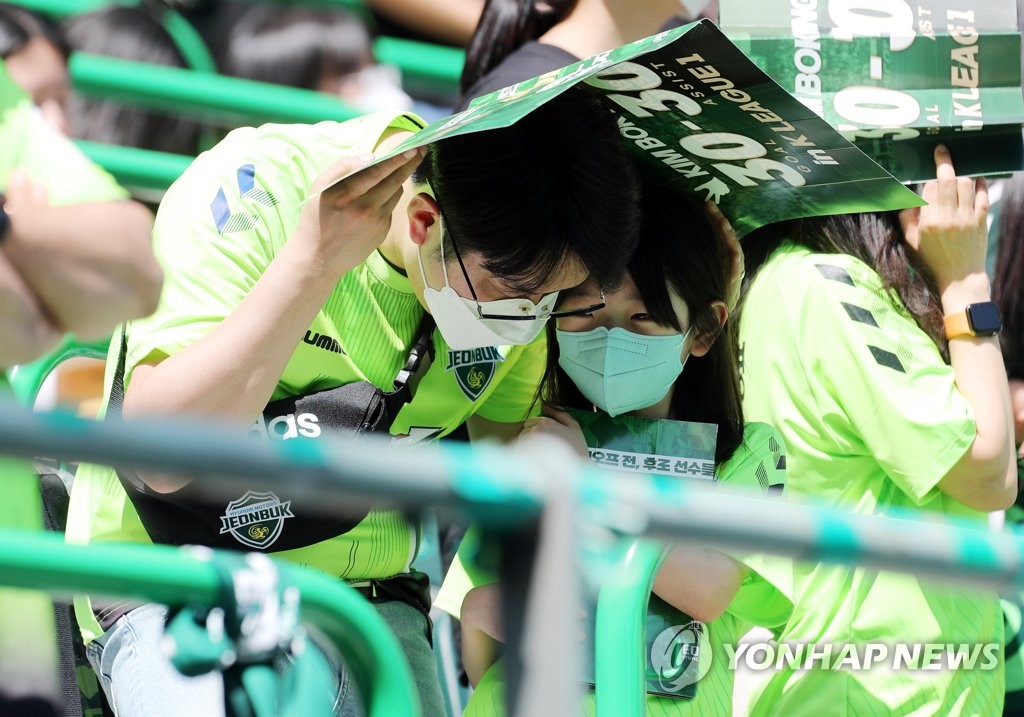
left=829, top=0, right=916, bottom=51
left=679, top=132, right=807, bottom=188
left=585, top=61, right=662, bottom=91
left=833, top=85, right=920, bottom=127
left=606, top=89, right=702, bottom=118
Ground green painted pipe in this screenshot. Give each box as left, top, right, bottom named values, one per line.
left=594, top=540, right=664, bottom=717
left=74, top=140, right=191, bottom=192
left=0, top=529, right=420, bottom=716
left=69, top=54, right=365, bottom=125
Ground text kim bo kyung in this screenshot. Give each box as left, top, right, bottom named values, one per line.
left=724, top=642, right=1000, bottom=672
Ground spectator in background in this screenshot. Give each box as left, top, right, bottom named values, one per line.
left=458, top=0, right=711, bottom=108
left=61, top=5, right=202, bottom=156
left=0, top=4, right=68, bottom=134
left=221, top=4, right=412, bottom=114
left=368, top=0, right=483, bottom=47
left=0, top=59, right=161, bottom=717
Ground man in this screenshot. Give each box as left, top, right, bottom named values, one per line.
left=67, top=87, right=640, bottom=716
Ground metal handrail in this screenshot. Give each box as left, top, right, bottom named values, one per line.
left=0, top=528, right=420, bottom=716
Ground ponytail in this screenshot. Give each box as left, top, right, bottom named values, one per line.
left=461, top=0, right=577, bottom=92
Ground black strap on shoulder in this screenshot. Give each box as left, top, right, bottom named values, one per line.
left=107, top=323, right=129, bottom=420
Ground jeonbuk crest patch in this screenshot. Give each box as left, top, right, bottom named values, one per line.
left=444, top=346, right=504, bottom=401
left=219, top=490, right=295, bottom=549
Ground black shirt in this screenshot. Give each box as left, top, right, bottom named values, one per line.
left=456, top=41, right=581, bottom=111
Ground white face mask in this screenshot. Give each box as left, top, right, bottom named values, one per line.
left=416, top=232, right=557, bottom=350
left=348, top=64, right=413, bottom=113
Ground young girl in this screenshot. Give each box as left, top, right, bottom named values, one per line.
left=435, top=188, right=790, bottom=715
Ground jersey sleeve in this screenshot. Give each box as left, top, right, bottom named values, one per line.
left=434, top=525, right=498, bottom=618
left=0, top=64, right=126, bottom=204
left=714, top=422, right=793, bottom=628
left=796, top=255, right=976, bottom=505
left=123, top=133, right=291, bottom=375
left=473, top=336, right=546, bottom=423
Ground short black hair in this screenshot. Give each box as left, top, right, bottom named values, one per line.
left=0, top=4, right=67, bottom=60
left=415, top=86, right=640, bottom=295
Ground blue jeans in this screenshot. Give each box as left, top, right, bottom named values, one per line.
left=86, top=600, right=444, bottom=716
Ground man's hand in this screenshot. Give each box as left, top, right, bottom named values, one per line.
left=292, top=148, right=426, bottom=276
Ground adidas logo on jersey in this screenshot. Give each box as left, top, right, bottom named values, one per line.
left=444, top=347, right=504, bottom=401
left=249, top=412, right=322, bottom=440
left=303, top=331, right=346, bottom=355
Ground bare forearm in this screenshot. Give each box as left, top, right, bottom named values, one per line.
left=124, top=241, right=340, bottom=427
left=652, top=545, right=745, bottom=623
left=940, top=278, right=1016, bottom=509
left=4, top=200, right=162, bottom=337
left=368, top=0, right=482, bottom=45
left=0, top=251, right=60, bottom=367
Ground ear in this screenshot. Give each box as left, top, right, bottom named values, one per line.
left=406, top=191, right=441, bottom=247
left=689, top=300, right=729, bottom=358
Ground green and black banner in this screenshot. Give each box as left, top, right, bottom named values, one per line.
left=330, top=20, right=923, bottom=237
left=720, top=0, right=1024, bottom=181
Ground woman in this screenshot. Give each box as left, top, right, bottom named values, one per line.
left=436, top=188, right=790, bottom=715
left=736, top=146, right=1016, bottom=715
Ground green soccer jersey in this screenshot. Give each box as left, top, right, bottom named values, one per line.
left=66, top=112, right=548, bottom=642
left=738, top=242, right=1002, bottom=716
left=0, top=61, right=126, bottom=204
left=435, top=422, right=791, bottom=717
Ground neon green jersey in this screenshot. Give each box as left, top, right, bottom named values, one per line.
left=436, top=422, right=792, bottom=716
left=738, top=242, right=1002, bottom=716
left=67, top=112, right=547, bottom=641
left=0, top=61, right=126, bottom=204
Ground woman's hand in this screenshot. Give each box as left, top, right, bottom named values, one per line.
left=900, top=145, right=989, bottom=301
left=520, top=404, right=589, bottom=459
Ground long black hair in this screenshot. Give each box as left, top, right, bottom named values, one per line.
left=541, top=186, right=745, bottom=464
left=995, top=173, right=1024, bottom=379
left=0, top=4, right=67, bottom=60
left=740, top=210, right=948, bottom=360
left=461, top=0, right=577, bottom=92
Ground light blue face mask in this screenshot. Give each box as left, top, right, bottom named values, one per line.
left=555, top=326, right=690, bottom=417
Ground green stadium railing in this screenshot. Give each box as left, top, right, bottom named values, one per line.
left=0, top=528, right=420, bottom=716
left=2, top=402, right=1024, bottom=715
left=13, top=0, right=464, bottom=99
left=74, top=140, right=191, bottom=193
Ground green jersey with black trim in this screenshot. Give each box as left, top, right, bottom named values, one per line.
left=0, top=61, right=126, bottom=204
left=738, top=242, right=1001, bottom=717
left=435, top=422, right=791, bottom=717
left=67, top=112, right=547, bottom=642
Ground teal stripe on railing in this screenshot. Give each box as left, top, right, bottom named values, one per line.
left=0, top=401, right=1021, bottom=592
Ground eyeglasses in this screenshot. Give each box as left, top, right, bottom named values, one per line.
left=435, top=198, right=607, bottom=322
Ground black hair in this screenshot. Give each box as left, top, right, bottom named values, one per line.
left=740, top=210, right=947, bottom=359
left=540, top=185, right=744, bottom=464
left=995, top=173, right=1024, bottom=379
left=61, top=6, right=201, bottom=155
left=414, top=86, right=640, bottom=296
left=461, top=0, right=577, bottom=92
left=220, top=4, right=371, bottom=90
left=0, top=4, right=67, bottom=60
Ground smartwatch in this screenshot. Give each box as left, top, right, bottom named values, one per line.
left=943, top=301, right=1003, bottom=339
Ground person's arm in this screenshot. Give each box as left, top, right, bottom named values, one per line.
left=902, top=146, right=1016, bottom=511
left=460, top=583, right=504, bottom=687
left=368, top=0, right=483, bottom=46
left=125, top=148, right=425, bottom=493
left=2, top=198, right=161, bottom=340
left=652, top=546, right=747, bottom=623
left=0, top=246, right=60, bottom=367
